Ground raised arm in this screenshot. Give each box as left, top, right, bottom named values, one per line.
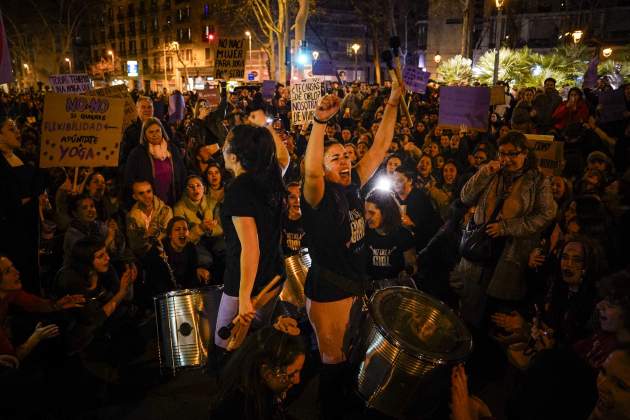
left=303, top=95, right=340, bottom=208
left=267, top=126, right=290, bottom=176
left=355, top=85, right=402, bottom=187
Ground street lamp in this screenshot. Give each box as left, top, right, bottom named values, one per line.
left=23, top=63, right=29, bottom=71
left=571, top=30, right=583, bottom=44
left=245, top=31, right=252, bottom=62
left=434, top=52, right=442, bottom=64
left=65, top=57, right=72, bottom=73
left=351, top=43, right=360, bottom=82
left=492, top=0, right=506, bottom=85
left=602, top=47, right=613, bottom=58
left=312, top=50, right=319, bottom=61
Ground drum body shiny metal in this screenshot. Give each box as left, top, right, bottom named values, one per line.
left=354, top=287, right=473, bottom=419
left=279, top=249, right=311, bottom=313
left=154, top=286, right=222, bottom=374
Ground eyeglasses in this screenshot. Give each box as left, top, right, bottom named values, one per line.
left=497, top=150, right=522, bottom=159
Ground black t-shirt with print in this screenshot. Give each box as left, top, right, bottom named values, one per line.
left=301, top=170, right=367, bottom=302
left=282, top=216, right=307, bottom=256
left=366, top=226, right=415, bottom=281
left=220, top=173, right=284, bottom=297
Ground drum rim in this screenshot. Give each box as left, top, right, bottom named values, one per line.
left=153, top=285, right=224, bottom=300
left=366, top=286, right=473, bottom=362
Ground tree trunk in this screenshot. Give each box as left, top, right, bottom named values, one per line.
left=277, top=0, right=287, bottom=83
left=460, top=0, right=473, bottom=58
left=294, top=0, right=309, bottom=46
left=372, top=32, right=381, bottom=84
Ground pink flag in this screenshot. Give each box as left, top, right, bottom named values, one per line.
left=0, top=11, right=14, bottom=84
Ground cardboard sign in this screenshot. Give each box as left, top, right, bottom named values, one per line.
left=598, top=89, right=626, bottom=123
left=40, top=93, right=125, bottom=168
left=290, top=78, right=322, bottom=126
left=48, top=74, right=91, bottom=94
left=313, top=60, right=336, bottom=76
left=215, top=38, right=246, bottom=80
left=525, top=134, right=564, bottom=176
left=490, top=86, right=506, bottom=105
left=262, top=80, right=276, bottom=101
left=403, top=67, right=430, bottom=94
left=438, top=86, right=490, bottom=131
left=85, top=85, right=136, bottom=130
left=197, top=86, right=221, bottom=106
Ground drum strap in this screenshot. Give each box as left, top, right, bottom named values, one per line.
left=311, top=263, right=366, bottom=297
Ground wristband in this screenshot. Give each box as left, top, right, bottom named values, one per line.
left=313, top=112, right=337, bottom=125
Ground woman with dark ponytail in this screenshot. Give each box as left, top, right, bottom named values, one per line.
left=214, top=125, right=286, bottom=350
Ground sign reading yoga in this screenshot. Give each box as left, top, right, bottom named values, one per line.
left=40, top=93, right=125, bottom=168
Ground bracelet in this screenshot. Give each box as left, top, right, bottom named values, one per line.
left=385, top=101, right=400, bottom=107
left=313, top=112, right=337, bottom=125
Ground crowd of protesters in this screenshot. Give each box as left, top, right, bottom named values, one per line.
left=0, top=74, right=629, bottom=420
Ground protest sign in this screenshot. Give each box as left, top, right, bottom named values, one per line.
left=262, top=80, right=276, bottom=101
left=290, top=78, right=322, bottom=126
left=85, top=85, right=136, bottom=129
left=525, top=134, right=564, bottom=176
left=48, top=73, right=91, bottom=94
left=438, top=86, right=490, bottom=131
left=197, top=86, right=221, bottom=106
left=40, top=93, right=125, bottom=168
left=402, top=67, right=430, bottom=94
left=215, top=38, right=246, bottom=80
left=490, top=86, right=506, bottom=105
left=313, top=60, right=336, bottom=76
left=598, top=89, right=626, bottom=123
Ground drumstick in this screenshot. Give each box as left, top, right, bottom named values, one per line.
left=226, top=275, right=282, bottom=351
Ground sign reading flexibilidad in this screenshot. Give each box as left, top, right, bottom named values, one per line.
left=127, top=60, right=138, bottom=77
left=290, top=78, right=322, bottom=126
left=40, top=93, right=125, bottom=168
left=48, top=74, right=91, bottom=94
left=215, top=38, right=246, bottom=80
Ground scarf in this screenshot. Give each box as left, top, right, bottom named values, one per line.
left=148, top=139, right=171, bottom=161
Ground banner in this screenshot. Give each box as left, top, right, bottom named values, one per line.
left=438, top=87, right=490, bottom=131
left=490, top=86, right=506, bottom=105
left=598, top=89, right=626, bottom=123
left=0, top=12, right=13, bottom=84
left=582, top=56, right=599, bottom=90
left=290, top=78, right=322, bottom=126
left=40, top=93, right=125, bottom=168
left=215, top=38, right=246, bottom=80
left=85, top=85, right=136, bottom=130
left=402, top=67, right=430, bottom=94
left=197, top=86, right=221, bottom=106
left=525, top=134, right=564, bottom=177
left=49, top=74, right=91, bottom=94
left=262, top=80, right=276, bottom=101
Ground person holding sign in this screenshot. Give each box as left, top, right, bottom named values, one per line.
left=301, top=84, right=400, bottom=418
left=123, top=117, right=187, bottom=208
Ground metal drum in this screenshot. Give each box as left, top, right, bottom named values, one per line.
left=279, top=248, right=311, bottom=315
left=154, top=286, right=222, bottom=374
left=354, top=287, right=473, bottom=419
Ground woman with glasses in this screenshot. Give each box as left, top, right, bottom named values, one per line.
left=455, top=131, right=556, bottom=327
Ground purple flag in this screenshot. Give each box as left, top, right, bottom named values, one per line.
left=0, top=12, right=13, bottom=84
left=582, top=56, right=599, bottom=90
left=438, top=87, right=490, bottom=131
left=262, top=80, right=276, bottom=101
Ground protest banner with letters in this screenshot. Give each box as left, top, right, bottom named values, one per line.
left=262, top=80, right=276, bottom=101
left=525, top=134, right=564, bottom=177
left=490, top=86, right=506, bottom=105
left=48, top=74, right=91, bottom=94
left=85, top=85, right=136, bottom=130
left=215, top=38, right=246, bottom=80
left=39, top=93, right=125, bottom=168
left=197, top=86, right=221, bottom=106
left=438, top=86, right=490, bottom=131
left=598, top=89, right=626, bottom=123
left=290, top=78, right=322, bottom=126
left=402, top=67, right=430, bottom=94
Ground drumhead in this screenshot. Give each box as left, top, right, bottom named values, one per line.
left=153, top=285, right=223, bottom=301
left=369, top=287, right=472, bottom=362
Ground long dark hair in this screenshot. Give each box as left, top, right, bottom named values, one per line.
left=366, top=189, right=402, bottom=234
left=212, top=326, right=305, bottom=418
left=140, top=117, right=170, bottom=144
left=69, top=236, right=107, bottom=278
left=226, top=125, right=285, bottom=207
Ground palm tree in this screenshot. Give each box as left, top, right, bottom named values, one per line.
left=436, top=55, right=473, bottom=85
